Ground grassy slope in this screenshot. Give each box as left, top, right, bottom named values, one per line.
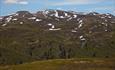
left=0, top=24, right=115, bottom=65
left=0, top=58, right=115, bottom=70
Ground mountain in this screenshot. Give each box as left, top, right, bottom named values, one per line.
left=0, top=10, right=115, bottom=65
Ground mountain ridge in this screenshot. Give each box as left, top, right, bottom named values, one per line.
left=0, top=9, right=115, bottom=65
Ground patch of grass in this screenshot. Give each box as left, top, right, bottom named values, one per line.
left=0, top=58, right=115, bottom=70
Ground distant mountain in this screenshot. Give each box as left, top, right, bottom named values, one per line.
left=0, top=10, right=115, bottom=65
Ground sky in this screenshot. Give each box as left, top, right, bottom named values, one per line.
left=0, top=0, right=115, bottom=16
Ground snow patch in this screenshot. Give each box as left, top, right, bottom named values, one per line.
left=6, top=16, right=12, bottom=22
left=28, top=17, right=36, bottom=20
left=49, top=28, right=61, bottom=31
left=55, top=10, right=59, bottom=17
left=48, top=23, right=52, bottom=26
left=20, top=22, right=23, bottom=24
left=13, top=13, right=19, bottom=16
left=1, top=23, right=7, bottom=26
left=36, top=19, right=42, bottom=22
left=78, top=20, right=84, bottom=28
left=67, top=17, right=72, bottom=21
left=51, top=25, right=55, bottom=29
left=48, top=24, right=61, bottom=31
left=79, top=36, right=85, bottom=41
left=64, top=12, right=68, bottom=16
left=77, top=18, right=80, bottom=21
left=60, top=16, right=64, bottom=18
left=102, top=22, right=105, bottom=25
left=102, top=22, right=108, bottom=26
left=100, top=16, right=105, bottom=19
left=80, top=36, right=83, bottom=39
left=92, top=13, right=97, bottom=15
left=72, top=30, right=77, bottom=33
left=12, top=18, right=17, bottom=21
left=105, top=20, right=107, bottom=22
left=79, top=20, right=83, bottom=23
left=0, top=17, right=3, bottom=20
left=105, top=29, right=108, bottom=32
left=22, top=15, right=25, bottom=17
left=44, top=10, right=49, bottom=14
left=73, top=15, right=77, bottom=18
left=108, top=16, right=112, bottom=18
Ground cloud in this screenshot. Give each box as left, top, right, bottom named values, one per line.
left=85, top=6, right=115, bottom=12
left=46, top=0, right=113, bottom=6
left=113, top=10, right=115, bottom=13
left=4, top=0, right=18, bottom=4
left=4, top=0, right=28, bottom=5
left=18, top=1, right=28, bottom=4
left=81, top=6, right=115, bottom=15
left=95, top=6, right=114, bottom=11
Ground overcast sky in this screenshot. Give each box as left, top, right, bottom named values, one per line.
left=0, top=0, right=115, bottom=16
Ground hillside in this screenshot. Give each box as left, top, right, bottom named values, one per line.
left=0, top=10, right=115, bottom=65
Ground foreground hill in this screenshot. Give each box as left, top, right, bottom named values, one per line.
left=0, top=10, right=115, bottom=65
left=0, top=58, right=115, bottom=70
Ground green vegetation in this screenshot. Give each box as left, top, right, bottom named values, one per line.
left=0, top=23, right=115, bottom=65
left=0, top=58, right=115, bottom=70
